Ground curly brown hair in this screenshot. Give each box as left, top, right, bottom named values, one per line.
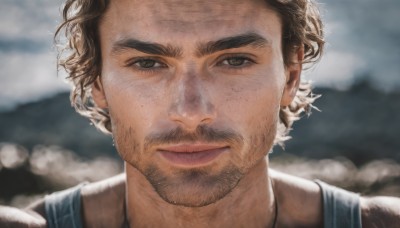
left=55, top=0, right=324, bottom=145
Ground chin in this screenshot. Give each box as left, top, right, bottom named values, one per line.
left=143, top=164, right=244, bottom=207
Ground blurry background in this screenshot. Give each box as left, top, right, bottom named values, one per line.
left=0, top=0, right=399, bottom=208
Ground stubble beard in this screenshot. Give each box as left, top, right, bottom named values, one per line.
left=144, top=163, right=244, bottom=207
left=112, top=120, right=277, bottom=208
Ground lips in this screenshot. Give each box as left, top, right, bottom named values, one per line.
left=157, top=144, right=228, bottom=167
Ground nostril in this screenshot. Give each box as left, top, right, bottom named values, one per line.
left=168, top=73, right=216, bottom=130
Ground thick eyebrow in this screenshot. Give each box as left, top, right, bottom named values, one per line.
left=111, top=32, right=268, bottom=58
left=112, top=39, right=183, bottom=58
left=196, top=33, right=269, bottom=57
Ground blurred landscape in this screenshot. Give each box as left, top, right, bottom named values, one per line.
left=0, top=79, right=399, bottom=208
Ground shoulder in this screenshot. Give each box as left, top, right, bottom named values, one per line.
left=80, top=173, right=126, bottom=227
left=0, top=203, right=46, bottom=228
left=361, top=196, right=400, bottom=228
left=271, top=169, right=400, bottom=227
left=0, top=174, right=125, bottom=228
left=0, top=189, right=47, bottom=227
left=269, top=169, right=324, bottom=227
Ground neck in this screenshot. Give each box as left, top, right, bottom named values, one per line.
left=125, top=158, right=276, bottom=228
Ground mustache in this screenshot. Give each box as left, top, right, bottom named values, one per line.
left=144, top=125, right=244, bottom=150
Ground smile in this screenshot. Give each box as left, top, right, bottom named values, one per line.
left=157, top=144, right=229, bottom=167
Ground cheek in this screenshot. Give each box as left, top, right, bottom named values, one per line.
left=101, top=72, right=160, bottom=143
left=105, top=85, right=156, bottom=166
left=217, top=72, right=283, bottom=130
left=216, top=72, right=283, bottom=165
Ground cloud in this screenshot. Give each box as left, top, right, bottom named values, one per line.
left=0, top=51, right=69, bottom=110
left=305, top=50, right=366, bottom=90
left=0, top=38, right=48, bottom=53
left=0, top=0, right=61, bottom=41
left=0, top=0, right=68, bottom=110
left=315, top=0, right=400, bottom=90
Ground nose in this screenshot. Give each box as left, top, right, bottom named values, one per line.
left=168, top=72, right=216, bottom=132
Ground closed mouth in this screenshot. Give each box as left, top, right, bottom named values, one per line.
left=157, top=143, right=229, bottom=167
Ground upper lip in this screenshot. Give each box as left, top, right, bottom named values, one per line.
left=158, top=143, right=228, bottom=153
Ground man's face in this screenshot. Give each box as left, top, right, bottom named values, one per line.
left=94, top=0, right=300, bottom=207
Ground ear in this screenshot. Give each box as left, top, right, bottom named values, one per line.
left=280, top=48, right=304, bottom=107
left=91, top=77, right=108, bottom=109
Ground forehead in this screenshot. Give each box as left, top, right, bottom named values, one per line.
left=100, top=0, right=281, bottom=47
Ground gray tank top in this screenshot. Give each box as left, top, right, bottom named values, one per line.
left=45, top=180, right=362, bottom=228
left=315, top=180, right=362, bottom=228
left=45, top=184, right=85, bottom=228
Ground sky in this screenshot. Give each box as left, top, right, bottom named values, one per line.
left=308, top=0, right=400, bottom=91
left=0, top=0, right=399, bottom=110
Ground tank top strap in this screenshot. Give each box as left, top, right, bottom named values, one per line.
left=315, top=180, right=362, bottom=228
left=44, top=183, right=86, bottom=228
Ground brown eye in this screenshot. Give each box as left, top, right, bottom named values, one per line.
left=219, top=56, right=253, bottom=67
left=136, top=59, right=156, bottom=68
left=227, top=57, right=246, bottom=66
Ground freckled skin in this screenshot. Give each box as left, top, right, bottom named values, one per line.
left=93, top=0, right=302, bottom=227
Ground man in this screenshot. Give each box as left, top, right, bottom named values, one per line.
left=1, top=0, right=399, bottom=227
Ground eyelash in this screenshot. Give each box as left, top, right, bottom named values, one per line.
left=125, top=54, right=256, bottom=73
left=216, top=54, right=256, bottom=69
left=125, top=57, right=167, bottom=73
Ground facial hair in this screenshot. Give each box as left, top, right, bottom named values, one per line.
left=113, top=122, right=276, bottom=207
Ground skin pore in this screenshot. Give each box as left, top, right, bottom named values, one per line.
left=91, top=0, right=304, bottom=227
